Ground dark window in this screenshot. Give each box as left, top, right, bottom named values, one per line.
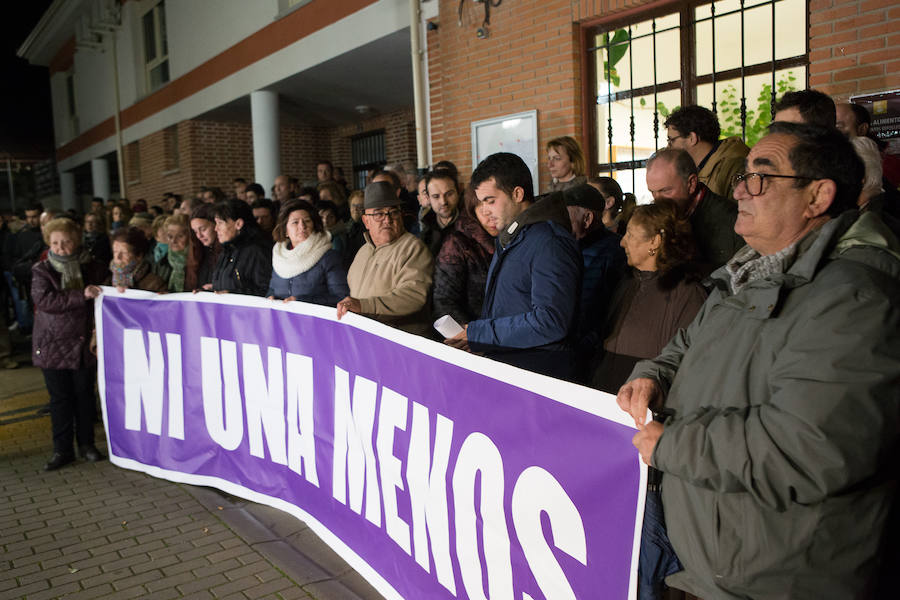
left=351, top=130, right=386, bottom=191
left=143, top=1, right=169, bottom=92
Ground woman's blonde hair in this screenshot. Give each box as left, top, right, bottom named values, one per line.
left=164, top=213, right=190, bottom=231
left=546, top=136, right=586, bottom=177
left=43, top=217, right=81, bottom=245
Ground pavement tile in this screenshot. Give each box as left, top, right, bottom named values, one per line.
left=148, top=540, right=195, bottom=560
left=242, top=577, right=295, bottom=598
left=272, top=587, right=312, bottom=600
left=142, top=588, right=184, bottom=600
left=177, top=572, right=230, bottom=595
left=301, top=579, right=366, bottom=600
left=118, top=537, right=166, bottom=558
left=104, top=583, right=150, bottom=599
left=16, top=563, right=71, bottom=586
left=62, top=582, right=115, bottom=600
left=287, top=529, right=354, bottom=577
left=24, top=580, right=82, bottom=600
left=252, top=541, right=330, bottom=586
left=338, top=570, right=384, bottom=599
left=223, top=559, right=272, bottom=582
left=111, top=568, right=163, bottom=590
left=12, top=548, right=59, bottom=568
left=1, top=366, right=385, bottom=600
left=70, top=549, right=122, bottom=570
left=131, top=553, right=180, bottom=574
left=146, top=568, right=199, bottom=592
left=105, top=524, right=153, bottom=542
left=98, top=552, right=148, bottom=573
left=161, top=556, right=212, bottom=577
left=4, top=579, right=50, bottom=597
left=210, top=573, right=264, bottom=598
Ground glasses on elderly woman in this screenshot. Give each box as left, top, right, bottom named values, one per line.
left=364, top=208, right=402, bottom=222
left=732, top=172, right=814, bottom=197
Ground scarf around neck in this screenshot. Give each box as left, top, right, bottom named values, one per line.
left=153, top=242, right=169, bottom=263
left=48, top=251, right=87, bottom=290
left=271, top=231, right=332, bottom=279
left=110, top=258, right=139, bottom=289
left=166, top=247, right=187, bottom=292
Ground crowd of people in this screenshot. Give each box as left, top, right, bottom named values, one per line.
left=2, top=88, right=898, bottom=599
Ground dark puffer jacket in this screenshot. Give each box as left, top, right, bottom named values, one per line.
left=432, top=214, right=494, bottom=324
left=467, top=192, right=582, bottom=376
left=211, top=227, right=272, bottom=296
left=31, top=257, right=107, bottom=370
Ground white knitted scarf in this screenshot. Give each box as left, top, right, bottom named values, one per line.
left=271, top=231, right=332, bottom=279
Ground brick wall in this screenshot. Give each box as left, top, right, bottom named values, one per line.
left=123, top=121, right=203, bottom=206
left=282, top=124, right=332, bottom=186
left=121, top=111, right=417, bottom=205
left=428, top=0, right=589, bottom=190
left=329, top=108, right=417, bottom=190
left=428, top=0, right=900, bottom=187
left=808, top=0, right=900, bottom=100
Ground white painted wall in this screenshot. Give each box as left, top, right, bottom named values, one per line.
left=56, top=0, right=412, bottom=171
left=72, top=43, right=116, bottom=134
left=49, top=71, right=70, bottom=146
left=165, top=0, right=277, bottom=80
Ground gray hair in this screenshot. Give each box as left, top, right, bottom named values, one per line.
left=850, top=136, right=883, bottom=202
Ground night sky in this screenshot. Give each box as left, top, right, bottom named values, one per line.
left=1, top=1, right=55, bottom=156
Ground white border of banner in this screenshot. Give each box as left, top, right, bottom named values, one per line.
left=96, top=288, right=647, bottom=600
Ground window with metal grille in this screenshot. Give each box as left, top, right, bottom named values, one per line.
left=584, top=0, right=808, bottom=201
left=351, top=130, right=386, bottom=191
left=142, top=0, right=169, bottom=92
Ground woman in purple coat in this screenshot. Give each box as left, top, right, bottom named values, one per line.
left=31, top=218, right=107, bottom=471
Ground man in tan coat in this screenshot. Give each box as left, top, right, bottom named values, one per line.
left=664, top=105, right=749, bottom=201
left=337, top=181, right=433, bottom=336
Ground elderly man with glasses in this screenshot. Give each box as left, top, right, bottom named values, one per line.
left=337, top=181, right=433, bottom=336
left=618, top=122, right=900, bottom=599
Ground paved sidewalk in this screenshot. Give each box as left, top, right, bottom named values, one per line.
left=1, top=365, right=384, bottom=600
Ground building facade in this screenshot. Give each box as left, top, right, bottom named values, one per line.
left=18, top=0, right=899, bottom=209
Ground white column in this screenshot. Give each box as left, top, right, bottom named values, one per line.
left=91, top=158, right=111, bottom=202
left=251, top=90, right=280, bottom=193
left=60, top=171, right=77, bottom=212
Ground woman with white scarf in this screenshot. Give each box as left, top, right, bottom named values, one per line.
left=267, top=199, right=349, bottom=306
left=31, top=218, right=107, bottom=471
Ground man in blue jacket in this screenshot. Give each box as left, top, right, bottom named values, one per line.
left=445, top=152, right=582, bottom=379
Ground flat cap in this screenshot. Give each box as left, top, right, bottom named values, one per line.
left=562, top=183, right=606, bottom=212
left=364, top=182, right=402, bottom=210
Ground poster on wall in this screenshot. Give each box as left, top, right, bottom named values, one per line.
left=471, top=110, right=539, bottom=193
left=851, top=89, right=900, bottom=154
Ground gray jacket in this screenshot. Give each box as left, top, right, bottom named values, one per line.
left=631, top=210, right=900, bottom=599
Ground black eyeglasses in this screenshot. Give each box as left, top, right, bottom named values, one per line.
left=732, top=172, right=814, bottom=196
left=364, top=208, right=402, bottom=222
left=666, top=135, right=685, bottom=146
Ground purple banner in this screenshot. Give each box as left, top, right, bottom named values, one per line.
left=96, top=289, right=646, bottom=600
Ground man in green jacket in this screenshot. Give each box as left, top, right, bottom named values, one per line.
left=619, top=122, right=900, bottom=599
